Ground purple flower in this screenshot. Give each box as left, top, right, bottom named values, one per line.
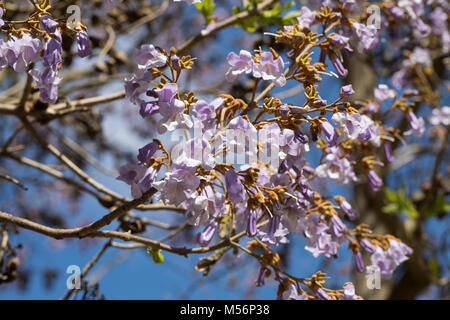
left=316, top=288, right=332, bottom=300
left=361, top=238, right=376, bottom=254
left=367, top=170, right=383, bottom=192
left=404, top=111, right=425, bottom=137
left=374, top=84, right=395, bottom=102
left=0, top=40, right=17, bottom=70
left=195, top=220, right=218, bottom=247
left=8, top=34, right=42, bottom=72
left=430, top=106, right=450, bottom=126
left=153, top=163, right=200, bottom=206
left=193, top=97, right=223, bottom=131
left=281, top=284, right=308, bottom=300
left=321, top=121, right=337, bottom=146
left=174, top=0, right=202, bottom=4
left=297, top=7, right=316, bottom=29
left=116, top=164, right=156, bottom=198
left=41, top=15, right=59, bottom=33
left=29, top=67, right=62, bottom=104
left=332, top=112, right=381, bottom=147
left=369, top=240, right=412, bottom=278
left=29, top=21, right=63, bottom=104
left=303, top=213, right=339, bottom=258
left=316, top=147, right=358, bottom=185
left=186, top=185, right=226, bottom=226
left=388, top=239, right=413, bottom=265
left=388, top=5, right=404, bottom=20
left=124, top=71, right=153, bottom=105
left=343, top=283, right=361, bottom=300
left=413, top=18, right=431, bottom=39
left=76, top=30, right=92, bottom=58
left=338, top=199, right=358, bottom=220
left=365, top=102, right=379, bottom=114
left=341, top=0, right=355, bottom=10
left=117, top=163, right=146, bottom=186
left=278, top=159, right=289, bottom=174
left=330, top=34, right=352, bottom=53
left=329, top=54, right=348, bottom=78
left=246, top=210, right=258, bottom=237
left=253, top=52, right=286, bottom=87
left=279, top=104, right=290, bottom=117
left=255, top=266, right=266, bottom=287
left=384, top=143, right=394, bottom=163
left=225, top=50, right=253, bottom=82
left=137, top=142, right=158, bottom=164
left=225, top=169, right=246, bottom=203
left=409, top=47, right=431, bottom=67
left=340, top=84, right=355, bottom=97
left=352, top=22, right=379, bottom=52
left=259, top=215, right=289, bottom=245
left=392, top=68, right=412, bottom=89
left=139, top=101, right=159, bottom=118
left=430, top=7, right=448, bottom=34
left=174, top=137, right=216, bottom=170
left=0, top=8, right=4, bottom=28
left=331, top=215, right=347, bottom=238
left=156, top=83, right=191, bottom=133
left=354, top=251, right=365, bottom=272
left=133, top=44, right=166, bottom=70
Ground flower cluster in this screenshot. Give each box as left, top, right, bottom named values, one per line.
left=113, top=0, right=443, bottom=300
left=0, top=3, right=91, bottom=104
left=225, top=50, right=286, bottom=87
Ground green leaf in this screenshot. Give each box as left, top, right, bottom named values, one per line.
left=147, top=248, right=164, bottom=264
left=382, top=203, right=400, bottom=214
left=428, top=258, right=439, bottom=278
left=195, top=0, right=216, bottom=24
left=282, top=10, right=302, bottom=24
left=424, top=195, right=450, bottom=218
left=232, top=1, right=297, bottom=32
left=384, top=188, right=399, bottom=202
left=382, top=188, right=418, bottom=219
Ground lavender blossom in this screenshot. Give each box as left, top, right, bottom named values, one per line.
left=225, top=169, right=246, bottom=203
left=404, top=111, right=425, bottom=137
left=133, top=44, right=166, bottom=70
left=429, top=106, right=450, bottom=126
left=116, top=164, right=156, bottom=198
left=384, top=143, right=394, bottom=163
left=338, top=199, right=359, bottom=220
left=195, top=220, right=218, bottom=247
left=354, top=251, right=365, bottom=272
left=340, top=84, right=355, bottom=97
left=321, top=121, right=337, bottom=146
left=329, top=54, right=348, bottom=78
left=137, top=142, right=158, bottom=164
left=343, top=283, right=361, bottom=300
left=352, top=22, right=379, bottom=52
left=297, top=6, right=316, bottom=29
left=225, top=50, right=254, bottom=82
left=153, top=163, right=200, bottom=206
left=316, top=147, right=358, bottom=185
left=76, top=30, right=92, bottom=58
left=366, top=170, right=383, bottom=192
left=253, top=52, right=286, bottom=87
left=374, top=84, right=395, bottom=102
left=361, top=239, right=376, bottom=254
left=281, top=285, right=308, bottom=300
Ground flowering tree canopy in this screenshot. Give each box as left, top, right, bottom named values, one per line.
left=0, top=0, right=448, bottom=300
